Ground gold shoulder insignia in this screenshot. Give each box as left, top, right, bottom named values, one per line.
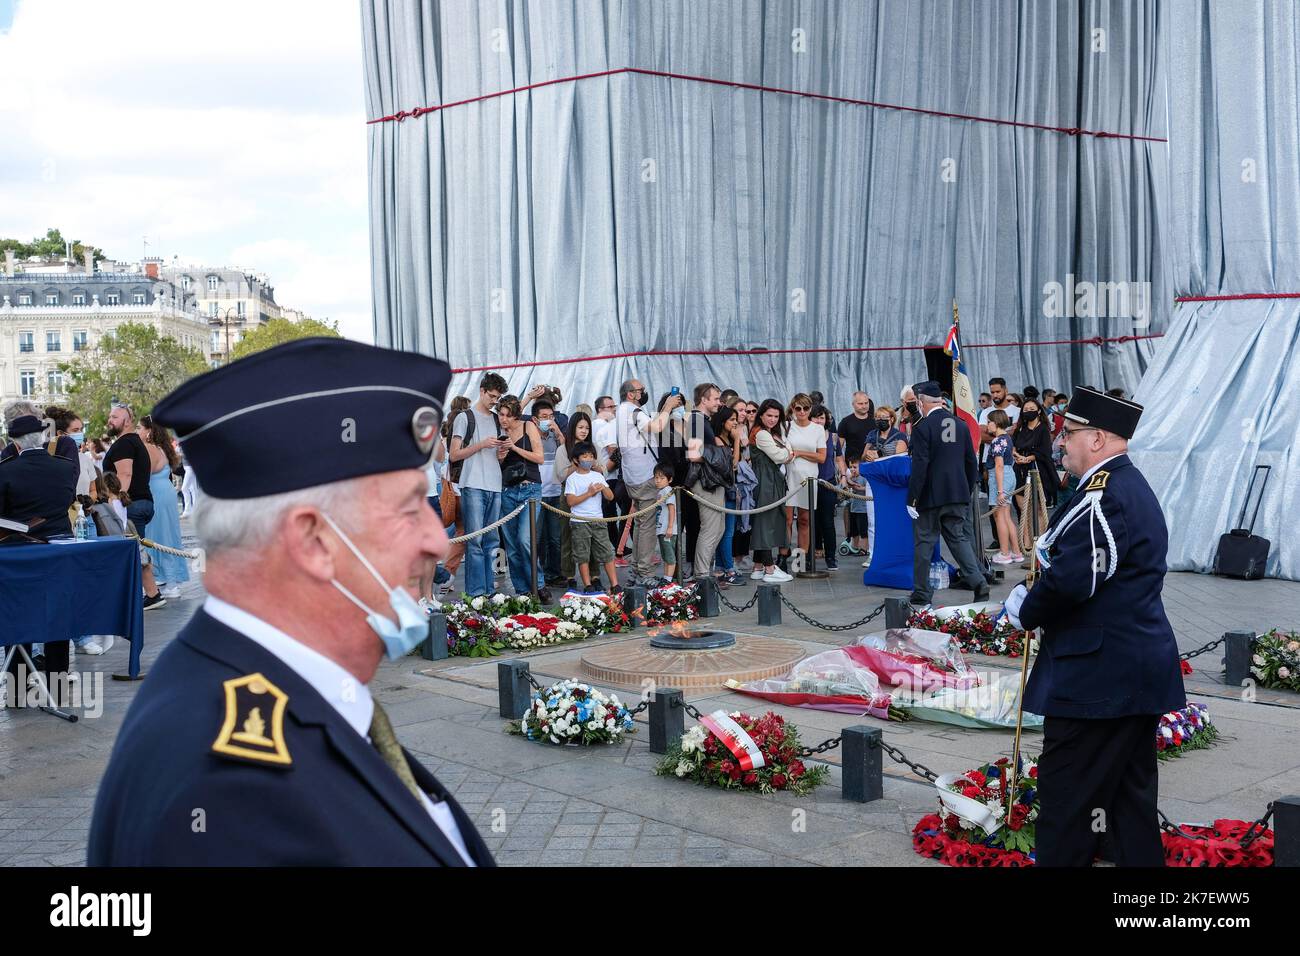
left=212, top=673, right=292, bottom=767
left=1083, top=470, right=1110, bottom=492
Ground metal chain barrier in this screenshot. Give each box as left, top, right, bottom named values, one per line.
left=1179, top=636, right=1227, bottom=662
left=675, top=698, right=705, bottom=721
left=448, top=502, right=527, bottom=544
left=717, top=588, right=760, bottom=613
left=878, top=738, right=941, bottom=783
left=525, top=671, right=649, bottom=717
left=778, top=595, right=886, bottom=632
left=1158, top=803, right=1275, bottom=849
left=800, top=735, right=843, bottom=757
left=671, top=697, right=938, bottom=782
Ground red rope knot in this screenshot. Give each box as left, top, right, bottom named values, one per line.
left=392, top=109, right=411, bottom=122
left=1060, top=127, right=1083, bottom=137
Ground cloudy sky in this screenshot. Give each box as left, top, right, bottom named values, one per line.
left=0, top=0, right=374, bottom=342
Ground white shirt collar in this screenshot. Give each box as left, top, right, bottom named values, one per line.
left=924, top=404, right=945, bottom=417
left=203, top=594, right=373, bottom=739
left=1079, top=453, right=1125, bottom=488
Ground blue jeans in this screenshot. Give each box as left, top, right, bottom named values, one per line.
left=460, top=487, right=501, bottom=597
left=501, top=482, right=545, bottom=594
left=126, top=498, right=155, bottom=531
left=714, top=512, right=736, bottom=571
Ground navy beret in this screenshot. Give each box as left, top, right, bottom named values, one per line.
left=915, top=380, right=943, bottom=399
left=7, top=415, right=45, bottom=437
left=1063, top=386, right=1143, bottom=439
left=151, top=337, right=450, bottom=499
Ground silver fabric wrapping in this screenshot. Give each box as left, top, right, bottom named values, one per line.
left=361, top=0, right=1169, bottom=417
left=1132, top=0, right=1299, bottom=580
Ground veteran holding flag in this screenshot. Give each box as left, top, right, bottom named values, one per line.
left=1002, top=386, right=1184, bottom=867
left=89, top=338, right=494, bottom=866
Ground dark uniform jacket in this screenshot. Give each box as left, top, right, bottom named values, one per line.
left=906, top=407, right=979, bottom=509
left=88, top=610, right=495, bottom=866
left=1020, top=455, right=1185, bottom=719
left=0, top=447, right=78, bottom=539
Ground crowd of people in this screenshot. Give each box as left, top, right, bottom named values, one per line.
left=423, top=371, right=1120, bottom=601
left=1, top=397, right=191, bottom=696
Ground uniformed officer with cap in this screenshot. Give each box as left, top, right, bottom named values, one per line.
left=1003, top=386, right=1184, bottom=866
left=88, top=338, right=494, bottom=866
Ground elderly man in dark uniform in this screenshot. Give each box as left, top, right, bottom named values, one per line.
left=906, top=380, right=989, bottom=605
left=1, top=413, right=79, bottom=700
left=1004, top=386, right=1184, bottom=866
left=89, top=338, right=494, bottom=866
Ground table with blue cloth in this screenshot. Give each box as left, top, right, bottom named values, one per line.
left=0, top=537, right=145, bottom=679
left=860, top=455, right=943, bottom=590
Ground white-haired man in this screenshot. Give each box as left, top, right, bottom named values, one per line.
left=88, top=338, right=494, bottom=866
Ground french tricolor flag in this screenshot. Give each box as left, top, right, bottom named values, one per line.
left=944, top=314, right=981, bottom=453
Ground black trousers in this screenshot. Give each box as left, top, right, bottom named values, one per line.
left=604, top=478, right=630, bottom=547
left=910, top=502, right=984, bottom=603
left=812, top=485, right=839, bottom=563
left=1036, top=715, right=1164, bottom=867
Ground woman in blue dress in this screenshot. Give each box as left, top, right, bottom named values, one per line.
left=138, top=415, right=190, bottom=596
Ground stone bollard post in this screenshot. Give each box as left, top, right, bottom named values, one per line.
left=841, top=726, right=884, bottom=803
left=648, top=688, right=685, bottom=754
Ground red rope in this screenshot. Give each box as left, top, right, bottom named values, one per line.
left=368, top=66, right=1166, bottom=143
left=449, top=334, right=1164, bottom=374
left=1176, top=293, right=1300, bottom=302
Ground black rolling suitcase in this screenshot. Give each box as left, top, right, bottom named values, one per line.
left=1213, top=465, right=1271, bottom=580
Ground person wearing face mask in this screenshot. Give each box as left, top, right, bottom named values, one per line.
left=1012, top=398, right=1058, bottom=509
left=88, top=337, right=494, bottom=867
left=45, top=405, right=97, bottom=500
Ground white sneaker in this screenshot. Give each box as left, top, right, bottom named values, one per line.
left=750, top=568, right=766, bottom=580
left=160, top=586, right=182, bottom=599
left=862, top=557, right=872, bottom=567
left=762, top=568, right=793, bottom=584
left=79, top=640, right=104, bottom=656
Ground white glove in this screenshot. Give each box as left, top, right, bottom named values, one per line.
left=1003, top=583, right=1029, bottom=631
left=906, top=505, right=920, bottom=520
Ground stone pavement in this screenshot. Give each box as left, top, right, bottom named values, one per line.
left=2, top=540, right=1297, bottom=867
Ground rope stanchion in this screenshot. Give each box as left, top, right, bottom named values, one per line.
left=126, top=534, right=200, bottom=560
left=538, top=495, right=666, bottom=524
left=448, top=503, right=527, bottom=544
left=818, top=478, right=871, bottom=502
left=978, top=483, right=1027, bottom=519
left=682, top=482, right=806, bottom=516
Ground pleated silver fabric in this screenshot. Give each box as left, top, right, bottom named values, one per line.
left=362, top=0, right=1169, bottom=420
left=1132, top=0, right=1300, bottom=580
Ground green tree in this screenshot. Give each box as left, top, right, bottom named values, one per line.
left=230, top=316, right=340, bottom=361
left=0, top=227, right=104, bottom=262
left=59, top=322, right=209, bottom=437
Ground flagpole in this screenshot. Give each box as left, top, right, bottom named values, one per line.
left=1006, top=470, right=1041, bottom=817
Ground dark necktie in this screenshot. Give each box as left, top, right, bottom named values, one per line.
left=368, top=701, right=424, bottom=803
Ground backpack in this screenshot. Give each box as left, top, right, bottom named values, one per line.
left=447, top=407, right=500, bottom=484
